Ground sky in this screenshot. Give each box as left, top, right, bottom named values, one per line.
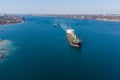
left=0, top=0, right=120, bottom=14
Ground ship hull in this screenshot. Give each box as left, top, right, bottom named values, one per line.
left=66, top=33, right=82, bottom=48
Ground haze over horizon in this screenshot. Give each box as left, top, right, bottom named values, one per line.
left=0, top=0, right=120, bottom=14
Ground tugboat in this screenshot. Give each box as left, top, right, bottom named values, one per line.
left=66, top=28, right=82, bottom=47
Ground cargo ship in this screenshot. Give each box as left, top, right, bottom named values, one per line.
left=66, top=28, right=82, bottom=47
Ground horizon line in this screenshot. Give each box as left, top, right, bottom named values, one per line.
left=1, top=13, right=120, bottom=15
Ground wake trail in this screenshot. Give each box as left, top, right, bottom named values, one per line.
left=58, top=22, right=69, bottom=32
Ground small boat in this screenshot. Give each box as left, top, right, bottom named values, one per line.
left=53, top=22, right=58, bottom=27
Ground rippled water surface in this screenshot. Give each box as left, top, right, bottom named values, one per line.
left=0, top=16, right=120, bottom=80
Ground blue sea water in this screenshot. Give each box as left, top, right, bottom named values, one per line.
left=0, top=16, right=120, bottom=80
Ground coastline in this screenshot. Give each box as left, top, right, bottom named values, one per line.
left=0, top=15, right=25, bottom=25
left=37, top=14, right=120, bottom=22
left=0, top=20, right=25, bottom=27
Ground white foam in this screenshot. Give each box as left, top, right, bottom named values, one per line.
left=0, top=40, right=18, bottom=63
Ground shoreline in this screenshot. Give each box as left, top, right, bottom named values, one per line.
left=37, top=14, right=120, bottom=22
left=0, top=20, right=25, bottom=27
left=0, top=15, right=25, bottom=25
